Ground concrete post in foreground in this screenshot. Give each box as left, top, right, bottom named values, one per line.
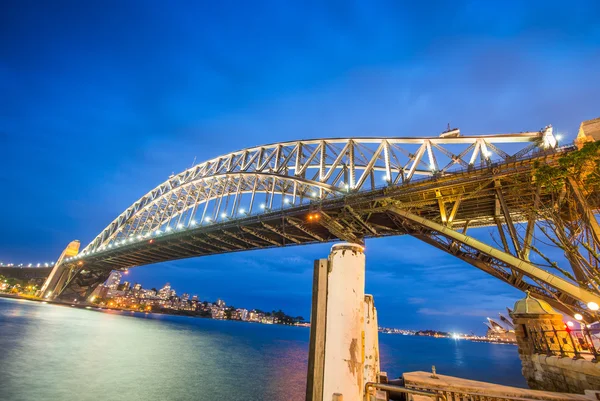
left=306, top=243, right=372, bottom=401
left=364, top=294, right=380, bottom=389
left=37, top=240, right=80, bottom=299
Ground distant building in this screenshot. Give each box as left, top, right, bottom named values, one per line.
left=181, top=293, right=190, bottom=302
left=133, top=283, right=142, bottom=292
left=261, top=316, right=276, bottom=324
left=97, top=285, right=110, bottom=299
left=191, top=295, right=198, bottom=301
left=248, top=310, right=262, bottom=322
left=211, top=307, right=225, bottom=319
left=216, top=298, right=225, bottom=307
left=105, top=271, right=122, bottom=290
left=576, top=117, right=600, bottom=148
left=158, top=283, right=171, bottom=299
left=485, top=312, right=516, bottom=343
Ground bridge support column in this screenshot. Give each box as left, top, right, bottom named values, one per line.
left=306, top=243, right=381, bottom=401
left=37, top=240, right=80, bottom=299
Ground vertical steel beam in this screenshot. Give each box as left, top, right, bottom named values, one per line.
left=348, top=140, right=355, bottom=189
left=436, top=191, right=447, bottom=224
left=522, top=184, right=540, bottom=260
left=383, top=140, right=392, bottom=184
left=248, top=176, right=258, bottom=215
left=569, top=177, right=600, bottom=246
left=495, top=181, right=522, bottom=256
left=447, top=195, right=462, bottom=228
left=495, top=217, right=511, bottom=254
left=406, top=144, right=426, bottom=182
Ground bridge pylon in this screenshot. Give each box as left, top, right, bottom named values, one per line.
left=38, top=240, right=80, bottom=299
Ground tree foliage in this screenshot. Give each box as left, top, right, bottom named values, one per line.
left=534, top=141, right=600, bottom=191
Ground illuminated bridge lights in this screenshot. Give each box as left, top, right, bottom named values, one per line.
left=307, top=213, right=321, bottom=222
left=0, top=262, right=55, bottom=268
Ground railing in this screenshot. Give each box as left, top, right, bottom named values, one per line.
left=365, top=382, right=447, bottom=401
left=421, top=387, right=574, bottom=401
left=367, top=381, right=575, bottom=401
left=527, top=325, right=600, bottom=362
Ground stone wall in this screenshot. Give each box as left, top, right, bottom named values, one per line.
left=512, top=312, right=600, bottom=393
left=525, top=354, right=600, bottom=393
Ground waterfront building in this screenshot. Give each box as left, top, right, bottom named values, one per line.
left=216, top=298, right=225, bottom=307
left=98, top=285, right=110, bottom=299
left=485, top=315, right=516, bottom=343
left=181, top=293, right=189, bottom=302
left=158, top=283, right=171, bottom=299
left=211, top=307, right=225, bottom=319
left=261, top=316, right=277, bottom=324
left=105, top=271, right=122, bottom=290
left=191, top=295, right=198, bottom=301
left=248, top=310, right=261, bottom=322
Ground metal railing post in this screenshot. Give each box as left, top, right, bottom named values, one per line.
left=566, top=329, right=584, bottom=360
left=544, top=327, right=557, bottom=357
left=584, top=326, right=599, bottom=363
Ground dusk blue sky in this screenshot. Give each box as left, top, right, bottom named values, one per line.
left=1, top=1, right=599, bottom=333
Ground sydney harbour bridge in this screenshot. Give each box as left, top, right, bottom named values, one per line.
left=37, top=124, right=600, bottom=318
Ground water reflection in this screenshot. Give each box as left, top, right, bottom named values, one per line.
left=0, top=298, right=526, bottom=401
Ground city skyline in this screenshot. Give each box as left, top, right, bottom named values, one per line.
left=2, top=1, right=600, bottom=332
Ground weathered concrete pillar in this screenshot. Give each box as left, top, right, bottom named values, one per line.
left=364, top=294, right=380, bottom=387
left=324, top=243, right=366, bottom=401
left=37, top=240, right=80, bottom=299
left=306, top=243, right=371, bottom=401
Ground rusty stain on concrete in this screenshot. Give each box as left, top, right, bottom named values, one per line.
left=347, top=337, right=361, bottom=388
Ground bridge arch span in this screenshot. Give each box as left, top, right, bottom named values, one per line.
left=84, top=132, right=551, bottom=254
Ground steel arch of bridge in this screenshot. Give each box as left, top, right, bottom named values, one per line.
left=83, top=129, right=555, bottom=254
left=49, top=125, right=600, bottom=317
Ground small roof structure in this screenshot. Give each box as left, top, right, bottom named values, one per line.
left=576, top=117, right=600, bottom=148
left=512, top=291, right=558, bottom=315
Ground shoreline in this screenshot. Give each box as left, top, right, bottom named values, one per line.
left=0, top=293, right=308, bottom=327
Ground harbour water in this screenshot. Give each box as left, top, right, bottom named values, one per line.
left=0, top=297, right=526, bottom=401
